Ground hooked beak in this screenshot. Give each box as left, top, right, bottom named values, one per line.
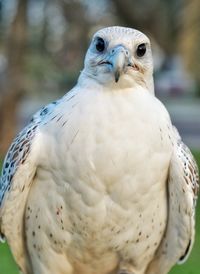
left=112, top=49, right=127, bottom=82
left=108, top=45, right=131, bottom=83
left=98, top=45, right=138, bottom=83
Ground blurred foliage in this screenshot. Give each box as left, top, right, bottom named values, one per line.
left=179, top=0, right=200, bottom=96
left=0, top=0, right=199, bottom=94
left=0, top=0, right=200, bottom=154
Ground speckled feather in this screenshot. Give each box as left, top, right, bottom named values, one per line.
left=0, top=99, right=60, bottom=208
left=0, top=99, right=61, bottom=272
left=146, top=130, right=199, bottom=274
left=0, top=123, right=37, bottom=207
left=0, top=26, right=199, bottom=274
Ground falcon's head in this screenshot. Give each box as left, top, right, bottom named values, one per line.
left=81, top=26, right=154, bottom=92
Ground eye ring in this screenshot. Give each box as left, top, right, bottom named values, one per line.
left=95, top=37, right=105, bottom=52
left=136, top=43, right=146, bottom=57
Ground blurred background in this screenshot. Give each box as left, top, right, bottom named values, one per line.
left=0, top=0, right=200, bottom=274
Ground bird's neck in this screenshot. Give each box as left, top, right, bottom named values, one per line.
left=78, top=70, right=155, bottom=95
left=146, top=74, right=155, bottom=95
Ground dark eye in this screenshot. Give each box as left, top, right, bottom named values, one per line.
left=136, top=43, right=146, bottom=57
left=96, top=37, right=105, bottom=52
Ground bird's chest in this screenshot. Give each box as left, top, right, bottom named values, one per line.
left=51, top=90, right=172, bottom=209
left=28, top=90, right=173, bottom=269
left=60, top=114, right=170, bottom=247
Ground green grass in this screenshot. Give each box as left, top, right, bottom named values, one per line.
left=0, top=243, right=18, bottom=274
left=0, top=152, right=200, bottom=274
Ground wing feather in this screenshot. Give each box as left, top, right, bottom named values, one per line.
left=0, top=99, right=60, bottom=273
left=0, top=121, right=40, bottom=274
left=146, top=131, right=199, bottom=274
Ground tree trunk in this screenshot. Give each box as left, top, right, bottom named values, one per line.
left=179, top=0, right=200, bottom=96
left=0, top=0, right=28, bottom=156
left=112, top=0, right=180, bottom=54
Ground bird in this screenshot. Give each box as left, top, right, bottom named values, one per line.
left=0, top=26, right=199, bottom=274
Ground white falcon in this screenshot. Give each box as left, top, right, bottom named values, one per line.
left=0, top=26, right=199, bottom=274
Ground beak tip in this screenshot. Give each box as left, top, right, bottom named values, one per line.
left=114, top=71, right=120, bottom=83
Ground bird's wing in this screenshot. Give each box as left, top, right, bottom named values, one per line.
left=0, top=120, right=40, bottom=273
left=0, top=100, right=59, bottom=273
left=146, top=128, right=199, bottom=274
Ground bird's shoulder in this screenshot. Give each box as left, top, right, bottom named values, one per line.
left=0, top=97, right=63, bottom=208
left=0, top=95, right=67, bottom=248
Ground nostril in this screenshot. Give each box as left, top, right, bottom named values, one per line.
left=112, top=49, right=115, bottom=54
